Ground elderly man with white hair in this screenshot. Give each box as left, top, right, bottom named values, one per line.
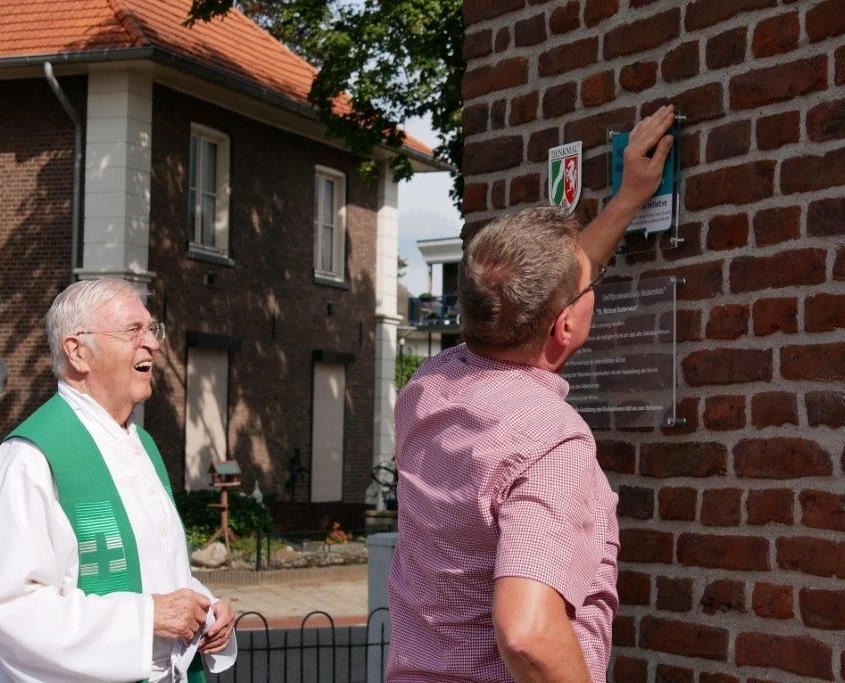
left=0, top=278, right=236, bottom=682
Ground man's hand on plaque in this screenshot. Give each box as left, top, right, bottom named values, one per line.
left=617, top=104, right=675, bottom=209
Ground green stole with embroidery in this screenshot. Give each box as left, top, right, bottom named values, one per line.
left=6, top=394, right=206, bottom=683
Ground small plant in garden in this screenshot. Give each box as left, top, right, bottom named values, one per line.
left=326, top=521, right=352, bottom=545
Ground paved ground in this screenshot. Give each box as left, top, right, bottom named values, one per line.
left=197, top=563, right=370, bottom=629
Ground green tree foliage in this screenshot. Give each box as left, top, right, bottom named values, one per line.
left=187, top=0, right=464, bottom=206
left=396, top=350, right=425, bottom=389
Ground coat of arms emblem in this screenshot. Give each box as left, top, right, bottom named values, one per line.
left=548, top=142, right=583, bottom=214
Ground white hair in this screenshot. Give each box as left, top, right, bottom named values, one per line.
left=45, top=278, right=146, bottom=378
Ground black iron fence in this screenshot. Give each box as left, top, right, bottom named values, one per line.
left=208, top=608, right=391, bottom=683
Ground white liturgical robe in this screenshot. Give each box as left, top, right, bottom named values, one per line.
left=0, top=383, right=236, bottom=682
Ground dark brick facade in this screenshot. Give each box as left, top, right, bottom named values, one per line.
left=1, top=78, right=378, bottom=532
left=0, top=77, right=86, bottom=427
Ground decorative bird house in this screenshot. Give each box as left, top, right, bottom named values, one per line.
left=208, top=460, right=242, bottom=489
left=206, top=460, right=242, bottom=553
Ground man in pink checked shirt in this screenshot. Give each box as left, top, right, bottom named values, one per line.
left=386, top=105, right=675, bottom=683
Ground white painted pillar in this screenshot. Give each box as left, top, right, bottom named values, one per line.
left=372, top=162, right=401, bottom=475
left=77, top=68, right=154, bottom=287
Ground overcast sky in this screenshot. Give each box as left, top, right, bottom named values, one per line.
left=397, top=117, right=463, bottom=296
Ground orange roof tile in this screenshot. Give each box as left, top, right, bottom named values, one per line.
left=0, top=0, right=318, bottom=106
left=0, top=0, right=434, bottom=157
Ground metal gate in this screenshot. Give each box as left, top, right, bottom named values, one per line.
left=208, top=608, right=391, bottom=682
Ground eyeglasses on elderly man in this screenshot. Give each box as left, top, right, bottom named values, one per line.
left=75, top=321, right=166, bottom=344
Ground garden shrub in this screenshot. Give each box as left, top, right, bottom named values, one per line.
left=175, top=489, right=274, bottom=545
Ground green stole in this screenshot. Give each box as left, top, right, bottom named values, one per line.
left=6, top=394, right=206, bottom=682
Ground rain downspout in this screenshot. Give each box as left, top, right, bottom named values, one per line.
left=44, top=61, right=82, bottom=283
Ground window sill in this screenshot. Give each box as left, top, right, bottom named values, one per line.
left=187, top=244, right=235, bottom=267
left=313, top=273, right=350, bottom=290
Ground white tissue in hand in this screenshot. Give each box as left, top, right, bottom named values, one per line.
left=171, top=608, right=215, bottom=681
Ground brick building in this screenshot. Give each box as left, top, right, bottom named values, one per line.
left=461, top=0, right=845, bottom=680
left=0, top=0, right=444, bottom=531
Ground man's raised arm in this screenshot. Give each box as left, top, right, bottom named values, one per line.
left=580, top=104, right=676, bottom=264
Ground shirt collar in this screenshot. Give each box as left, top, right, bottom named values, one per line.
left=57, top=380, right=137, bottom=439
left=459, top=344, right=570, bottom=398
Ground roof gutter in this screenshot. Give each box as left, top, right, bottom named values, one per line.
left=43, top=61, right=83, bottom=283
left=2, top=48, right=450, bottom=172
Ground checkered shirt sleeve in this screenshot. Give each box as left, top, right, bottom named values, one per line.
left=494, top=434, right=619, bottom=677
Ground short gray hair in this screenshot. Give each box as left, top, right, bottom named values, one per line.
left=46, top=278, right=145, bottom=378
left=459, top=207, right=583, bottom=355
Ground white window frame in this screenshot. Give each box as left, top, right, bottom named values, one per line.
left=313, top=165, right=347, bottom=283
left=189, top=123, right=231, bottom=258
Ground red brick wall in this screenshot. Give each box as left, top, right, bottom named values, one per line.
left=147, top=86, right=377, bottom=522
left=462, top=1, right=845, bottom=680
left=0, top=77, right=86, bottom=431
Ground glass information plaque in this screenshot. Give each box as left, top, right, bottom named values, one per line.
left=561, top=275, right=681, bottom=430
